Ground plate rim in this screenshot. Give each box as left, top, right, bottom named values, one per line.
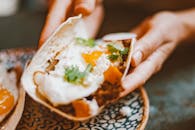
left=0, top=48, right=29, bottom=130
left=1, top=86, right=26, bottom=130
left=137, top=87, right=149, bottom=130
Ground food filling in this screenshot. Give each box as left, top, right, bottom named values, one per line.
left=0, top=88, right=14, bottom=114
left=33, top=37, right=131, bottom=118
left=0, top=56, right=19, bottom=117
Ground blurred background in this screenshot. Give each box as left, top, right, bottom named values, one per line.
left=0, top=0, right=194, bottom=49
left=0, top=1, right=195, bottom=130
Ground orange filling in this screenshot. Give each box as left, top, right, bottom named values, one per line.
left=0, top=88, right=14, bottom=115
left=72, top=100, right=90, bottom=117
left=82, top=51, right=103, bottom=66
left=104, top=66, right=123, bottom=84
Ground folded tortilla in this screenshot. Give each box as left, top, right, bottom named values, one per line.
left=21, top=15, right=136, bottom=121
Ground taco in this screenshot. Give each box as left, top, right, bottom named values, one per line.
left=21, top=16, right=136, bottom=121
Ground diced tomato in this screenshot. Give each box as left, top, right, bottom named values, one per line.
left=0, top=88, right=14, bottom=115
left=104, top=66, right=122, bottom=84
left=72, top=99, right=90, bottom=117
left=82, top=51, right=103, bottom=66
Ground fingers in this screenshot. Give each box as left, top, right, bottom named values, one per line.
left=131, top=17, right=151, bottom=39
left=39, top=0, right=101, bottom=48
left=74, top=0, right=96, bottom=16
left=120, top=42, right=176, bottom=97
left=83, top=4, right=104, bottom=38
left=131, top=24, right=165, bottom=67
left=39, top=0, right=72, bottom=48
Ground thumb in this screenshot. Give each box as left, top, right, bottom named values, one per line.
left=131, top=17, right=151, bottom=39
left=121, top=42, right=176, bottom=97
left=39, top=0, right=72, bottom=48
left=83, top=4, right=104, bottom=38
left=131, top=17, right=169, bottom=67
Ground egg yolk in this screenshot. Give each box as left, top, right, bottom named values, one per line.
left=104, top=66, right=123, bottom=84
left=82, top=51, right=103, bottom=66
left=0, top=88, right=14, bottom=115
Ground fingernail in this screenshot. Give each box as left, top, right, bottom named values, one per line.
left=121, top=77, right=134, bottom=97
left=121, top=79, right=128, bottom=89
left=132, top=51, right=142, bottom=66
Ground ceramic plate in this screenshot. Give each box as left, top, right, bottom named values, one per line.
left=0, top=49, right=32, bottom=130
left=0, top=48, right=149, bottom=130
left=18, top=88, right=149, bottom=130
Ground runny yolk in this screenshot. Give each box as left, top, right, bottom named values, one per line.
left=0, top=88, right=14, bottom=115
left=82, top=51, right=103, bottom=66
left=104, top=66, right=123, bottom=84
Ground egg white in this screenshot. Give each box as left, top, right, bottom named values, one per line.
left=33, top=38, right=125, bottom=106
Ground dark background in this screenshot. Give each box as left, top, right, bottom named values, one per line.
left=0, top=0, right=195, bottom=49
left=0, top=0, right=195, bottom=129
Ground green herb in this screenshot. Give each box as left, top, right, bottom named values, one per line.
left=107, top=44, right=118, bottom=53
left=120, top=48, right=129, bottom=55
left=83, top=64, right=93, bottom=75
left=107, top=44, right=129, bottom=62
left=108, top=54, right=119, bottom=61
left=64, top=64, right=92, bottom=84
left=76, top=37, right=96, bottom=47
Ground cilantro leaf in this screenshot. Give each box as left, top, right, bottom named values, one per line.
left=83, top=64, right=92, bottom=75
left=108, top=54, right=119, bottom=61
left=76, top=37, right=96, bottom=47
left=107, top=44, right=118, bottom=53
left=64, top=66, right=82, bottom=83
left=64, top=64, right=92, bottom=84
left=107, top=44, right=129, bottom=62
left=120, top=48, right=129, bottom=55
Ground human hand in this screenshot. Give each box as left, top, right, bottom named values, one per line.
left=39, top=0, right=104, bottom=48
left=121, top=11, right=190, bottom=96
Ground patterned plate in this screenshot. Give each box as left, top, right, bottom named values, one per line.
left=0, top=48, right=149, bottom=130
left=17, top=88, right=148, bottom=130
left=0, top=49, right=31, bottom=130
